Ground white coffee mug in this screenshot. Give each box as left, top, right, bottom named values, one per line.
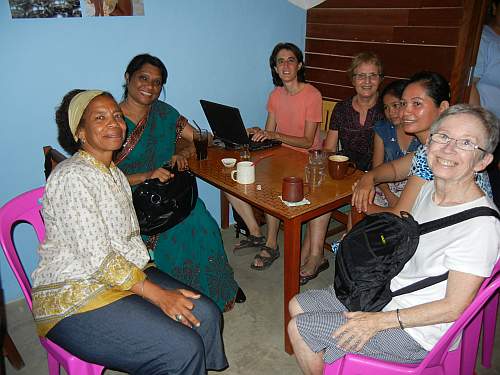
left=231, top=161, right=255, bottom=184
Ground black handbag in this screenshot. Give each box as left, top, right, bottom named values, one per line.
left=132, top=165, right=198, bottom=236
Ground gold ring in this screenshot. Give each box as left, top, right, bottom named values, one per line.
left=175, top=314, right=183, bottom=322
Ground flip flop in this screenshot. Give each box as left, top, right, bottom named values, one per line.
left=299, top=259, right=330, bottom=285
left=233, top=235, right=266, bottom=255
left=250, top=245, right=280, bottom=271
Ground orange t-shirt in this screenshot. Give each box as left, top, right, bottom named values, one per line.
left=267, top=83, right=323, bottom=153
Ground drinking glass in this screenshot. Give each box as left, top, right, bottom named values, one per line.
left=193, top=129, right=209, bottom=160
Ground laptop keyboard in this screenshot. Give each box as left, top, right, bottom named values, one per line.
left=248, top=139, right=282, bottom=151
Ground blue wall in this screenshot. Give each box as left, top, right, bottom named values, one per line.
left=0, top=0, right=306, bottom=302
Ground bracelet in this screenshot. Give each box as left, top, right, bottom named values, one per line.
left=396, top=309, right=404, bottom=330
left=140, top=280, right=145, bottom=298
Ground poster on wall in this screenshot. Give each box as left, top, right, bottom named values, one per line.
left=8, top=0, right=145, bottom=19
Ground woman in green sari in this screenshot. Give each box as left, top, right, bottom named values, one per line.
left=115, top=53, right=244, bottom=312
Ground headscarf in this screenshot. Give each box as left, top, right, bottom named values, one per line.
left=68, top=90, right=103, bottom=141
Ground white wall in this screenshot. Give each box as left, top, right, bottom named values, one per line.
left=0, top=0, right=306, bottom=302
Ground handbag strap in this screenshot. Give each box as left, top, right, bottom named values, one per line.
left=391, top=206, right=499, bottom=298
left=114, top=114, right=149, bottom=165
left=419, top=206, right=499, bottom=235
left=391, top=272, right=449, bottom=297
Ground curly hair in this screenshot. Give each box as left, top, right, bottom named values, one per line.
left=56, top=90, right=113, bottom=155
left=56, top=89, right=85, bottom=155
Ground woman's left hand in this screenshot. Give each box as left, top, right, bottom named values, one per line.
left=251, top=129, right=276, bottom=142
left=332, top=311, right=383, bottom=352
left=171, top=154, right=189, bottom=171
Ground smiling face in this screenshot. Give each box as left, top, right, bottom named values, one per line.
left=383, top=93, right=402, bottom=126
left=401, top=82, right=447, bottom=142
left=274, top=48, right=302, bottom=85
left=352, top=62, right=382, bottom=100
left=125, top=63, right=163, bottom=106
left=427, top=113, right=490, bottom=184
left=77, top=95, right=126, bottom=163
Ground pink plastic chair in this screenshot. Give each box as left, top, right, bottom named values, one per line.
left=0, top=187, right=104, bottom=375
left=480, top=261, right=500, bottom=369
left=324, top=271, right=500, bottom=375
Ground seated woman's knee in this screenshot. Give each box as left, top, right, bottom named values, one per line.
left=289, top=296, right=302, bottom=317
left=287, top=316, right=300, bottom=343
left=194, top=294, right=221, bottom=322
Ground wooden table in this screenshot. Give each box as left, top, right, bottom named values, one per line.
left=188, top=146, right=362, bottom=353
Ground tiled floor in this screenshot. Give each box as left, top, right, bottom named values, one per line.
left=4, top=226, right=500, bottom=374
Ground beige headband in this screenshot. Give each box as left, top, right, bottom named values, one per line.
left=68, top=90, right=104, bottom=142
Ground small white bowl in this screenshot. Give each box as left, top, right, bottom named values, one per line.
left=221, top=158, right=237, bottom=168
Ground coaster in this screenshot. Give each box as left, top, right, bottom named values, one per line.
left=279, top=196, right=311, bottom=207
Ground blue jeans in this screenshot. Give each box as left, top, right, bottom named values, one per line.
left=47, top=268, right=228, bottom=375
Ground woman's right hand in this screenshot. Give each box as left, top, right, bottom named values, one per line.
left=153, top=288, right=201, bottom=328
left=351, top=172, right=376, bottom=213
left=147, top=167, right=174, bottom=183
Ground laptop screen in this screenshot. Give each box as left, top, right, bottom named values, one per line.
left=200, top=100, right=250, bottom=147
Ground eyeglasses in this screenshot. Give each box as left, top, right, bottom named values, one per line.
left=383, top=103, right=401, bottom=111
left=353, top=73, right=381, bottom=81
left=430, top=133, right=487, bottom=152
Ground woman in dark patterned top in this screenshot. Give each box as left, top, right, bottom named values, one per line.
left=324, top=52, right=385, bottom=171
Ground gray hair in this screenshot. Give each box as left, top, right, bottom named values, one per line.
left=429, top=104, right=499, bottom=154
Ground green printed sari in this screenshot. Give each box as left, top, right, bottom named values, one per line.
left=117, top=100, right=238, bottom=311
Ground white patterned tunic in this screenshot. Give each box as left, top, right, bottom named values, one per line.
left=32, top=151, right=150, bottom=336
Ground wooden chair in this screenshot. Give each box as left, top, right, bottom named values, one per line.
left=43, top=146, right=67, bottom=179
left=321, top=100, right=350, bottom=250
left=321, top=100, right=336, bottom=132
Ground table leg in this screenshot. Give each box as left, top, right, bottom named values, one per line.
left=283, top=217, right=302, bottom=354
left=220, top=191, right=229, bottom=229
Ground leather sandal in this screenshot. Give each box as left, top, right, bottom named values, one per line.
left=299, top=259, right=329, bottom=285
left=233, top=235, right=266, bottom=255
left=250, top=245, right=280, bottom=271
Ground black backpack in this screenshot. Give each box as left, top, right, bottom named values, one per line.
left=334, top=207, right=500, bottom=312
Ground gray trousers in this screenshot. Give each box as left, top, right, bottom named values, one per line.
left=296, top=285, right=428, bottom=364
left=47, top=268, right=228, bottom=375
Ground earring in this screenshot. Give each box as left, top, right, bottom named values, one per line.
left=80, top=138, right=86, bottom=145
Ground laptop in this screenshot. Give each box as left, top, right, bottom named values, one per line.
left=200, top=99, right=282, bottom=151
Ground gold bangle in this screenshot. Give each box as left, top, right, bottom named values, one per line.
left=140, top=280, right=145, bottom=298
left=396, top=309, right=404, bottom=329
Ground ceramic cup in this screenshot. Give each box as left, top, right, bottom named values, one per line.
left=231, top=161, right=255, bottom=184
left=328, top=155, right=356, bottom=180
left=282, top=176, right=304, bottom=202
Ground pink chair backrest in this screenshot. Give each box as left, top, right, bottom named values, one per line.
left=413, top=270, right=500, bottom=371
left=0, top=187, right=45, bottom=310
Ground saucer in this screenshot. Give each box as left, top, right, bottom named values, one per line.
left=221, top=158, right=237, bottom=168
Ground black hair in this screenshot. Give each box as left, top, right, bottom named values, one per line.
left=123, top=53, right=168, bottom=98
left=269, top=42, right=306, bottom=87
left=381, top=79, right=408, bottom=101
left=56, top=90, right=113, bottom=155
left=406, top=71, right=451, bottom=106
